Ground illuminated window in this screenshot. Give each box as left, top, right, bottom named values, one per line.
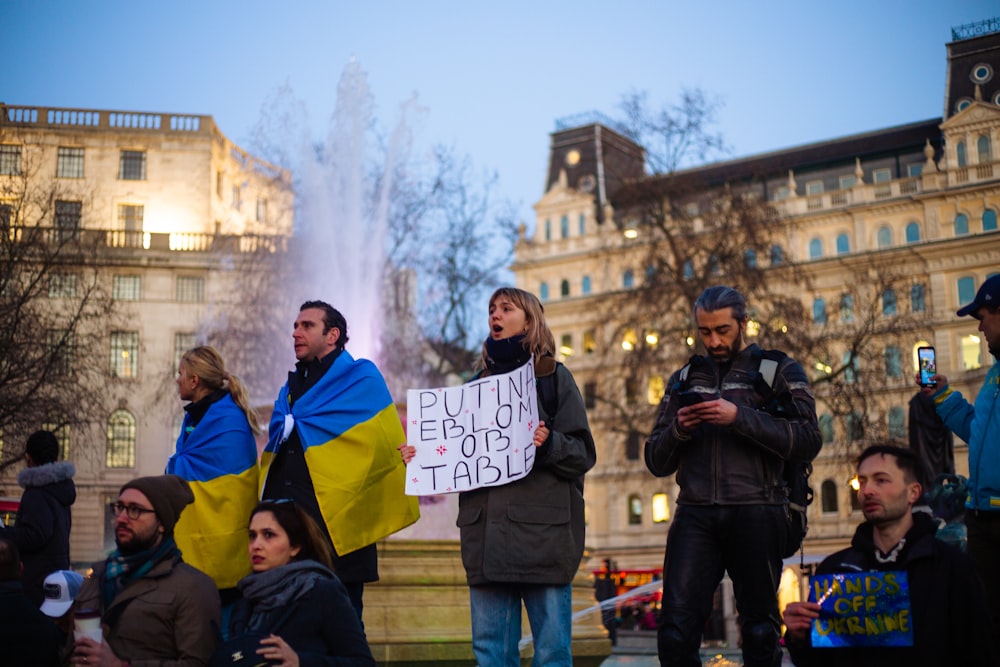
left=621, top=328, right=637, bottom=352
left=110, top=331, right=139, bottom=378
left=627, top=494, right=643, bottom=525
left=106, top=410, right=136, bottom=468
left=648, top=375, right=665, bottom=405
left=962, top=334, right=982, bottom=370
left=583, top=330, right=596, bottom=354
left=652, top=493, right=670, bottom=523
left=560, top=333, right=573, bottom=357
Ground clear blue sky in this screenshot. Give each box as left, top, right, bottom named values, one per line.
left=2, top=0, right=997, bottom=224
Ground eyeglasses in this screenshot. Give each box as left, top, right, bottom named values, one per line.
left=109, top=501, right=157, bottom=521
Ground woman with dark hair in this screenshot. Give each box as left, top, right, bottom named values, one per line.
left=401, top=287, right=596, bottom=667
left=168, top=346, right=260, bottom=601
left=216, top=500, right=375, bottom=666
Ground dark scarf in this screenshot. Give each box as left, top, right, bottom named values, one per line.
left=237, top=559, right=333, bottom=632
left=102, top=536, right=181, bottom=609
left=484, top=334, right=531, bottom=374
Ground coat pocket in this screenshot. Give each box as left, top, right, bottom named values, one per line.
left=492, top=503, right=574, bottom=575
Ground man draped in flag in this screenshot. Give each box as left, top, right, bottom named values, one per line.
left=260, top=300, right=419, bottom=622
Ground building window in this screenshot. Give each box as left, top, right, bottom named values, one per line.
left=175, top=276, right=205, bottom=303
left=836, top=233, right=851, bottom=255
left=820, top=480, right=838, bottom=513
left=231, top=184, right=241, bottom=211
left=888, top=406, right=906, bottom=439
left=805, top=180, right=824, bottom=195
left=560, top=333, right=573, bottom=357
left=652, top=493, right=670, bottom=523
left=958, top=276, right=976, bottom=306
left=0, top=203, right=12, bottom=232
left=876, top=225, right=893, bottom=248
left=560, top=215, right=569, bottom=239
left=56, top=147, right=85, bottom=178
left=843, top=351, right=858, bottom=383
left=0, top=144, right=21, bottom=175
left=911, top=284, right=926, bottom=312
left=984, top=210, right=998, bottom=232
left=840, top=294, right=854, bottom=322
left=978, top=135, right=991, bottom=163
left=808, top=237, right=823, bottom=259
left=625, top=378, right=638, bottom=406
left=772, top=186, right=790, bottom=201
left=582, top=275, right=592, bottom=295
left=972, top=63, right=994, bottom=83
left=846, top=412, right=863, bottom=442
left=621, top=328, right=637, bottom=352
left=882, top=289, right=897, bottom=316
left=907, top=163, right=923, bottom=178
left=106, top=409, right=136, bottom=468
left=623, top=270, right=634, bottom=289
left=46, top=330, right=73, bottom=375
left=905, top=222, right=921, bottom=243
left=544, top=219, right=551, bottom=241
left=627, top=494, right=643, bottom=525
left=957, top=142, right=967, bottom=167
left=682, top=261, right=694, bottom=280
left=113, top=275, right=142, bottom=301
left=54, top=200, right=81, bottom=242
left=539, top=282, right=549, bottom=301
left=216, top=171, right=224, bottom=198
left=583, top=330, right=596, bottom=354
left=583, top=381, right=596, bottom=409
left=174, top=332, right=196, bottom=371
left=625, top=431, right=640, bottom=461
left=872, top=168, right=891, bottom=184
left=955, top=214, right=970, bottom=236
left=818, top=413, right=834, bottom=444
left=110, top=331, right=139, bottom=378
left=48, top=273, right=78, bottom=298
left=648, top=375, right=665, bottom=405
left=744, top=249, right=757, bottom=268
left=118, top=150, right=146, bottom=180
left=560, top=279, right=570, bottom=298
left=578, top=213, right=585, bottom=235
left=839, top=174, right=857, bottom=189
left=770, top=245, right=784, bottom=265
left=962, top=334, right=982, bottom=370
left=812, top=298, right=827, bottom=324
left=884, top=346, right=902, bottom=378
left=256, top=197, right=268, bottom=223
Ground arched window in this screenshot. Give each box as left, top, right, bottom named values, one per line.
left=627, top=493, right=643, bottom=525
left=884, top=346, right=902, bottom=377
left=984, top=209, right=998, bottom=232
left=978, top=135, right=991, bottom=163
left=911, top=284, right=926, bottom=312
left=957, top=141, right=967, bottom=168
left=560, top=215, right=569, bottom=239
left=840, top=294, right=855, bottom=322
left=888, top=406, right=906, bottom=439
left=905, top=221, right=921, bottom=243
left=744, top=249, right=757, bottom=268
left=770, top=245, right=784, bottom=265
left=544, top=219, right=551, bottom=241
left=955, top=214, right=969, bottom=236
left=560, top=279, right=570, bottom=297
left=836, top=233, right=851, bottom=255
left=882, top=289, right=897, bottom=316
left=539, top=282, right=549, bottom=301
left=808, top=237, right=823, bottom=259
left=812, top=298, right=827, bottom=324
left=821, top=479, right=839, bottom=513
left=107, top=409, right=136, bottom=468
left=818, top=414, right=834, bottom=444
left=581, top=275, right=592, bottom=295
left=623, top=270, right=634, bottom=289
left=877, top=225, right=893, bottom=248
left=958, top=276, right=976, bottom=305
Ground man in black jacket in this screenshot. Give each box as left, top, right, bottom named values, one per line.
left=0, top=430, right=75, bottom=604
left=783, top=445, right=996, bottom=665
left=0, top=537, right=61, bottom=666
left=645, top=286, right=821, bottom=667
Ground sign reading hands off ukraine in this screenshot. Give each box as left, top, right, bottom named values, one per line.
left=405, top=359, right=538, bottom=495
left=810, top=571, right=914, bottom=648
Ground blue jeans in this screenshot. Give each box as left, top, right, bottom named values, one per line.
left=657, top=504, right=785, bottom=667
left=469, top=582, right=573, bottom=667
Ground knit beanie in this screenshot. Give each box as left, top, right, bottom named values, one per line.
left=119, top=475, right=194, bottom=534
left=25, top=430, right=59, bottom=465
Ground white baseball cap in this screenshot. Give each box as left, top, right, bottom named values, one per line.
left=40, top=569, right=84, bottom=617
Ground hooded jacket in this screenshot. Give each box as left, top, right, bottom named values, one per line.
left=1, top=460, right=75, bottom=604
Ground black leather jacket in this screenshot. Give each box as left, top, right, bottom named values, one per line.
left=645, top=344, right=821, bottom=505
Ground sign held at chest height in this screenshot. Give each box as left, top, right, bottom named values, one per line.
left=405, top=359, right=539, bottom=495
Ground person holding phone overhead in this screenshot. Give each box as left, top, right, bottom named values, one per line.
left=918, top=273, right=1000, bottom=645
left=400, top=287, right=596, bottom=667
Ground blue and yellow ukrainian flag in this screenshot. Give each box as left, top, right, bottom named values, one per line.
left=261, top=351, right=419, bottom=555
left=167, top=393, right=259, bottom=589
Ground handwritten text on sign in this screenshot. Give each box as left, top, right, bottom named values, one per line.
left=405, top=359, right=538, bottom=495
left=810, top=571, right=914, bottom=648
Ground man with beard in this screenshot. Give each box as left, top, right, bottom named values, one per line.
left=70, top=475, right=219, bottom=666
left=783, top=446, right=995, bottom=665
left=645, top=285, right=821, bottom=667
left=919, top=273, right=1000, bottom=642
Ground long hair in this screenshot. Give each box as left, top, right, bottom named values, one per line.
left=249, top=500, right=334, bottom=571
left=180, top=346, right=261, bottom=434
left=478, top=287, right=556, bottom=369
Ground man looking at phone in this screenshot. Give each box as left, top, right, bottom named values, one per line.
left=645, top=285, right=821, bottom=667
left=919, top=273, right=1000, bottom=641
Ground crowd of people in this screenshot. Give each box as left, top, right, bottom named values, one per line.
left=0, top=276, right=998, bottom=666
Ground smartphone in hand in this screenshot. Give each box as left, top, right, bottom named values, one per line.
left=677, top=390, right=719, bottom=407
left=918, top=346, right=937, bottom=387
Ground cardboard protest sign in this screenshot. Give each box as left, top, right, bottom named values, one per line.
left=809, top=571, right=914, bottom=648
left=405, top=359, right=538, bottom=495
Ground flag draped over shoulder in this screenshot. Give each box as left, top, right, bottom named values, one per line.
left=167, top=393, right=259, bottom=589
left=261, top=351, right=420, bottom=555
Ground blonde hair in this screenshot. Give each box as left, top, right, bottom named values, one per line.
left=478, top=287, right=556, bottom=369
left=180, top=346, right=262, bottom=434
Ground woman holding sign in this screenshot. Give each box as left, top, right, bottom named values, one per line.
left=401, top=287, right=596, bottom=667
